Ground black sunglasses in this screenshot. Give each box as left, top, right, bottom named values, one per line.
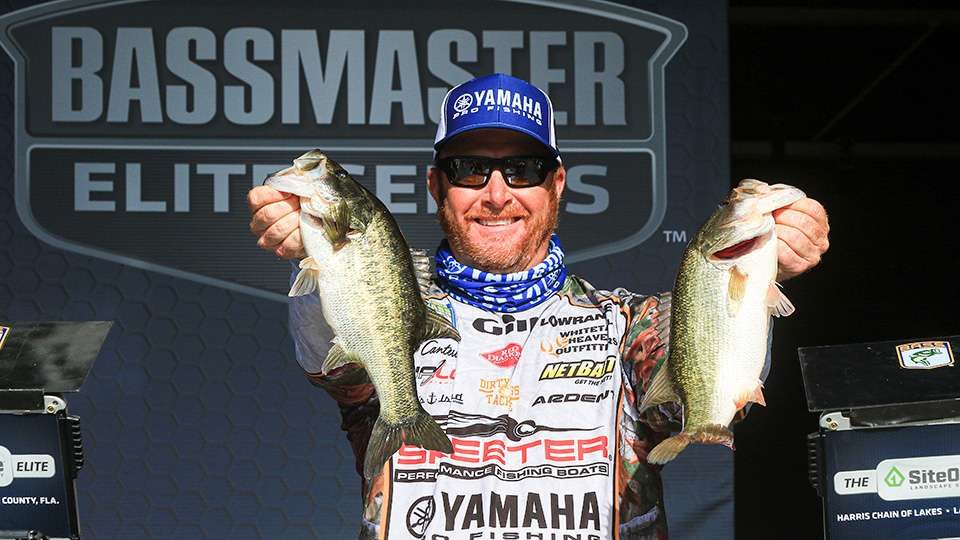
left=434, top=155, right=559, bottom=188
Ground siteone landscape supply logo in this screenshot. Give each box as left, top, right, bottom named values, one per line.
left=834, top=455, right=960, bottom=501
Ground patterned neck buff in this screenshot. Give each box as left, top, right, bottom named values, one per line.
left=434, top=234, right=568, bottom=313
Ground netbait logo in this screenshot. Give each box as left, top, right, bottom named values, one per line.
left=0, top=0, right=686, bottom=301
left=896, top=341, right=954, bottom=369
left=539, top=359, right=616, bottom=381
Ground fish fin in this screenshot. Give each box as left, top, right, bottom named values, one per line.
left=289, top=257, right=321, bottom=296
left=322, top=343, right=363, bottom=374
left=655, top=292, right=671, bottom=346
left=691, top=424, right=735, bottom=448
left=410, top=248, right=433, bottom=296
left=321, top=200, right=352, bottom=250
left=649, top=425, right=735, bottom=465
left=422, top=309, right=461, bottom=342
left=638, top=358, right=681, bottom=413
left=728, top=266, right=748, bottom=316
left=735, top=382, right=766, bottom=409
left=766, top=282, right=795, bottom=317
left=647, top=434, right=690, bottom=465
left=363, top=411, right=452, bottom=480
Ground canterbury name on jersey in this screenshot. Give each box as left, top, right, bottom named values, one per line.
left=290, top=275, right=681, bottom=540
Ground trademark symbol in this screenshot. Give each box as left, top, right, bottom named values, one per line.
left=662, top=230, right=687, bottom=243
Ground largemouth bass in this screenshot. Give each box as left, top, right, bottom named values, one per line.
left=265, top=150, right=456, bottom=479
left=640, top=179, right=805, bottom=464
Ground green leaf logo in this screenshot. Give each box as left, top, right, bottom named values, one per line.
left=885, top=466, right=905, bottom=487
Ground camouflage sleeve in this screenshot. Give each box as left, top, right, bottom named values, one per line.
left=615, top=288, right=684, bottom=434
left=287, top=262, right=378, bottom=476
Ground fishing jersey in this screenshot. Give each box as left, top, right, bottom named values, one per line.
left=290, top=274, right=693, bottom=540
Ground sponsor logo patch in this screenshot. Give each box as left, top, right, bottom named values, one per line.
left=437, top=490, right=602, bottom=533
left=419, top=391, right=464, bottom=406
left=481, top=343, right=522, bottom=368
left=532, top=390, right=614, bottom=407
left=479, top=378, right=521, bottom=411
left=539, top=359, right=617, bottom=381
left=396, top=461, right=610, bottom=483
left=397, top=435, right=608, bottom=466
left=417, top=360, right=457, bottom=385
left=896, top=341, right=954, bottom=369
left=0, top=446, right=56, bottom=488
left=406, top=495, right=436, bottom=538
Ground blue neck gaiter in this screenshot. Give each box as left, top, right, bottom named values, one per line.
left=434, top=234, right=568, bottom=313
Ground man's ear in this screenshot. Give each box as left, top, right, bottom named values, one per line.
left=551, top=164, right=566, bottom=198
left=427, top=166, right=444, bottom=205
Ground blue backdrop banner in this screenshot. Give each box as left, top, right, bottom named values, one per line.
left=0, top=0, right=729, bottom=537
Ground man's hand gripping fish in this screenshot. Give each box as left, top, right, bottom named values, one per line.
left=640, top=179, right=805, bottom=464
left=265, top=150, right=456, bottom=479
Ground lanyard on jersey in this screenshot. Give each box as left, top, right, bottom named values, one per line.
left=434, top=234, right=568, bottom=313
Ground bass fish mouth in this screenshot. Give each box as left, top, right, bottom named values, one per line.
left=710, top=236, right=760, bottom=260
left=708, top=231, right=772, bottom=261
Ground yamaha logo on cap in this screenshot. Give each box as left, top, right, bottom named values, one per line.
left=435, top=73, right=560, bottom=159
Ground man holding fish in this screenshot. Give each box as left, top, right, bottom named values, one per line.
left=247, top=74, right=829, bottom=539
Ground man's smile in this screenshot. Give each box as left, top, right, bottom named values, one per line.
left=474, top=216, right=523, bottom=228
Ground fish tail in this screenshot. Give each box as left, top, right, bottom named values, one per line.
left=404, top=409, right=454, bottom=455
left=364, top=416, right=404, bottom=480
left=363, top=410, right=452, bottom=480
left=648, top=425, right=734, bottom=465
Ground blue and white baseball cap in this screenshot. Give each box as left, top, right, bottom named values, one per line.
left=434, top=73, right=560, bottom=162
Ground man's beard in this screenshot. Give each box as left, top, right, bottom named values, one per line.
left=437, top=190, right=560, bottom=274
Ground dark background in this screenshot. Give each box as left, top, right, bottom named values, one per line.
left=730, top=1, right=960, bottom=538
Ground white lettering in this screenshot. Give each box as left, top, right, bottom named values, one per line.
left=223, top=28, right=274, bottom=125
left=370, top=30, right=424, bottom=125
left=107, top=28, right=162, bottom=123
left=51, top=27, right=103, bottom=122
left=74, top=162, right=115, bottom=211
